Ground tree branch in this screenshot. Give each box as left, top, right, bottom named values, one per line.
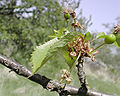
left=76, top=55, right=88, bottom=96
left=0, top=54, right=116, bottom=96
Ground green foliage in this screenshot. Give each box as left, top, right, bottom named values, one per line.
left=0, top=0, right=64, bottom=65
left=2, top=0, right=120, bottom=95
left=84, top=32, right=91, bottom=42
left=78, top=33, right=85, bottom=38
left=31, top=38, right=59, bottom=74
left=49, top=28, right=67, bottom=38
left=114, top=35, right=120, bottom=48
left=31, top=29, right=77, bottom=74
left=96, top=32, right=106, bottom=39
left=0, top=0, right=93, bottom=72
left=61, top=47, right=77, bottom=71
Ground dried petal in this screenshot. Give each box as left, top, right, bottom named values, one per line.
left=114, top=24, right=120, bottom=34
left=62, top=69, right=68, bottom=74
left=70, top=51, right=77, bottom=56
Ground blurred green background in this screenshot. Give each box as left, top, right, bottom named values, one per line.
left=0, top=0, right=120, bottom=96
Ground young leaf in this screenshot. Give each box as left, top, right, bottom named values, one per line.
left=31, top=38, right=59, bottom=74
left=96, top=32, right=106, bottom=39
left=49, top=28, right=67, bottom=38
left=84, top=32, right=91, bottom=42
left=77, top=33, right=85, bottom=38
left=114, top=35, right=120, bottom=48
left=31, top=30, right=76, bottom=74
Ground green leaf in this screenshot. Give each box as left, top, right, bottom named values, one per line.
left=31, top=38, right=59, bottom=74
left=84, top=32, right=91, bottom=42
left=96, top=32, right=106, bottom=39
left=61, top=47, right=76, bottom=71
left=77, top=33, right=85, bottom=38
left=49, top=28, right=67, bottom=38
left=114, top=35, right=120, bottom=48
left=31, top=30, right=76, bottom=74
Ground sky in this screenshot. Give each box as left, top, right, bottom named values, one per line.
left=77, top=0, right=120, bottom=32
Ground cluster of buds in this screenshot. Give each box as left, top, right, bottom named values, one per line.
left=63, top=7, right=82, bottom=29
left=63, top=7, right=97, bottom=61
left=71, top=20, right=83, bottom=29
left=60, top=69, right=72, bottom=84
left=67, top=35, right=98, bottom=61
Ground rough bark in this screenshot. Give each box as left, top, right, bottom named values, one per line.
left=76, top=55, right=88, bottom=96
left=0, top=54, right=116, bottom=96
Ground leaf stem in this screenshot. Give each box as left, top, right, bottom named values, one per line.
left=66, top=20, right=70, bottom=31
left=90, top=43, right=105, bottom=54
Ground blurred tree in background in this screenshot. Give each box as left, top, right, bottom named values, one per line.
left=0, top=1, right=93, bottom=96
left=0, top=0, right=64, bottom=66
left=0, top=0, right=91, bottom=66
left=0, top=0, right=120, bottom=96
